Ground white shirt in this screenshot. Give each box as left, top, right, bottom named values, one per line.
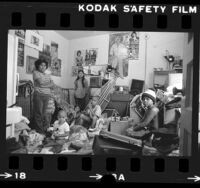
left=110, top=43, right=128, bottom=59
left=53, top=121, right=70, bottom=139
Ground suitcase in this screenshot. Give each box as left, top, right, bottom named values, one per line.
left=92, top=130, right=142, bottom=155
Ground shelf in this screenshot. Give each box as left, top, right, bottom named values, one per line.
left=154, top=70, right=176, bottom=75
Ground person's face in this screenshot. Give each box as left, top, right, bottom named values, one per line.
left=78, top=71, right=84, bottom=78
left=57, top=111, right=66, bottom=124
left=91, top=98, right=98, bottom=107
left=38, top=62, right=47, bottom=73
left=142, top=97, right=153, bottom=107
left=75, top=106, right=80, bottom=112
left=77, top=52, right=81, bottom=57
left=131, top=33, right=137, bottom=39
left=115, top=37, right=121, bottom=44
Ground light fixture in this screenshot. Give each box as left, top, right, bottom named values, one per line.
left=164, top=55, right=175, bottom=62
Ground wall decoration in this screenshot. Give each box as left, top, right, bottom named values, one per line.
left=51, top=41, right=58, bottom=61
left=109, top=32, right=139, bottom=61
left=26, top=56, right=37, bottom=74
left=108, top=32, right=139, bottom=77
left=25, top=30, right=43, bottom=51
left=43, top=44, right=51, bottom=56
left=51, top=58, right=61, bottom=77
left=74, top=50, right=85, bottom=66
left=15, top=30, right=25, bottom=39
left=85, top=49, right=98, bottom=66
left=74, top=48, right=98, bottom=66
left=17, top=38, right=25, bottom=67
left=71, top=66, right=83, bottom=77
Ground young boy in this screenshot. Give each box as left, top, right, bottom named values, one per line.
left=49, top=110, right=70, bottom=140
left=127, top=89, right=159, bottom=137
left=79, top=96, right=102, bottom=129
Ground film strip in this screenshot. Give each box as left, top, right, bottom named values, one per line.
left=0, top=2, right=199, bottom=183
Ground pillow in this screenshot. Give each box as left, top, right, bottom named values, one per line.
left=164, top=108, right=180, bottom=125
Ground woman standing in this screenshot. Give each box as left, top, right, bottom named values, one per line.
left=33, top=59, right=55, bottom=134
left=74, top=70, right=89, bottom=111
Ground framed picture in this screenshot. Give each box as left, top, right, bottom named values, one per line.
left=85, top=48, right=98, bottom=66
left=25, top=30, right=43, bottom=51
left=43, top=44, right=51, bottom=56
left=26, top=56, right=37, bottom=74
left=15, top=30, right=25, bottom=39
left=17, top=38, right=25, bottom=67
left=71, top=66, right=83, bottom=77
left=51, top=41, right=58, bottom=61
left=51, top=58, right=61, bottom=77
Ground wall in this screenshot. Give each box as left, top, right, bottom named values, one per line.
left=179, top=33, right=194, bottom=156
left=9, top=30, right=186, bottom=90
left=67, top=34, right=110, bottom=88
left=9, top=30, right=69, bottom=88
left=67, top=32, right=185, bottom=89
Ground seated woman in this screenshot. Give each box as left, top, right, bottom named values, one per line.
left=127, top=89, right=159, bottom=138
left=79, top=96, right=102, bottom=129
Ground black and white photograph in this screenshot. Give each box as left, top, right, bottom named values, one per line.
left=15, top=30, right=25, bottom=39
left=85, top=48, right=98, bottom=65
left=26, top=56, right=37, bottom=74
left=51, top=58, right=61, bottom=77
left=17, top=38, right=25, bottom=67
left=6, top=30, right=193, bottom=156
left=25, top=30, right=44, bottom=51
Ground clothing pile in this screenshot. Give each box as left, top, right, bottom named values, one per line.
left=18, top=80, right=34, bottom=98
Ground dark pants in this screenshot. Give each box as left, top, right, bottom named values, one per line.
left=75, top=96, right=86, bottom=111
left=33, top=92, right=52, bottom=134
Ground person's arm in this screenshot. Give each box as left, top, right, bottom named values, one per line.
left=33, top=71, right=54, bottom=88
left=74, top=80, right=78, bottom=90
left=84, top=79, right=90, bottom=96
left=134, top=108, right=159, bottom=130
left=130, top=94, right=140, bottom=108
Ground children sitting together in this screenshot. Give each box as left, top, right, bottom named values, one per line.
left=45, top=96, right=102, bottom=143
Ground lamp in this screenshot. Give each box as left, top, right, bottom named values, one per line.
left=164, top=50, right=175, bottom=70
left=164, top=55, right=175, bottom=62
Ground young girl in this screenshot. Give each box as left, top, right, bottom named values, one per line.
left=50, top=110, right=70, bottom=140
left=74, top=70, right=89, bottom=111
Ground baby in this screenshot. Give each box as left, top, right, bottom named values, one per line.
left=48, top=110, right=70, bottom=140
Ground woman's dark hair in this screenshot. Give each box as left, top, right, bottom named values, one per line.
left=35, top=59, right=48, bottom=70
left=77, top=50, right=81, bottom=56
left=75, top=69, right=86, bottom=88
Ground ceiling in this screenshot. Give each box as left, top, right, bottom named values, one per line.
left=56, top=30, right=116, bottom=40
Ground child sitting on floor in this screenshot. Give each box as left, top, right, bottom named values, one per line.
left=48, top=110, right=70, bottom=140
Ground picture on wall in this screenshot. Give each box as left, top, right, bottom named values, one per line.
left=85, top=49, right=98, bottom=66
left=51, top=41, right=58, bottom=61
left=17, top=38, right=25, bottom=67
left=71, top=66, right=83, bottom=77
left=25, top=30, right=43, bottom=51
left=43, top=44, right=51, bottom=56
left=51, top=58, right=61, bottom=77
left=15, top=30, right=25, bottom=39
left=26, top=56, right=37, bottom=74
left=108, top=32, right=139, bottom=77
left=74, top=48, right=98, bottom=66
left=74, top=50, right=85, bottom=66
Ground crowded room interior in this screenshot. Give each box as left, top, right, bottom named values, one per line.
left=6, top=30, right=193, bottom=156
